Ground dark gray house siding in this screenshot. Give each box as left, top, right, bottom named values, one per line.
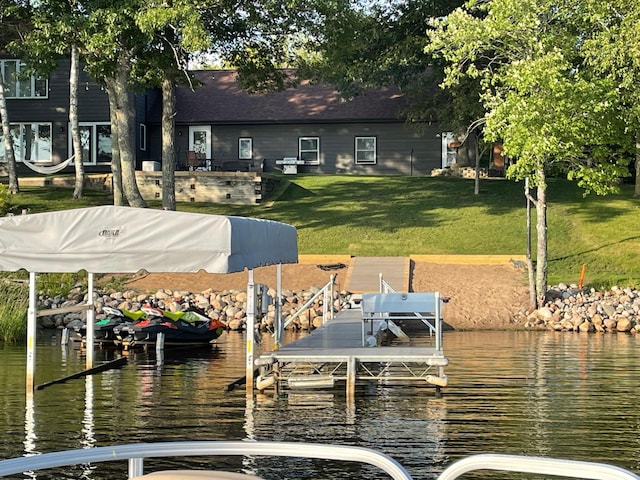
left=3, top=61, right=447, bottom=176
left=197, top=122, right=442, bottom=175
left=3, top=57, right=110, bottom=168
left=144, top=70, right=445, bottom=175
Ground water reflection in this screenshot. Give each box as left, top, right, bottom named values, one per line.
left=2, top=331, right=640, bottom=479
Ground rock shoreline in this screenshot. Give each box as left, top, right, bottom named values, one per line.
left=38, top=285, right=355, bottom=333
left=37, top=283, right=640, bottom=334
left=525, top=284, right=640, bottom=333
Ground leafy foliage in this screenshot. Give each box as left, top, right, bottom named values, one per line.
left=0, top=279, right=28, bottom=343
left=297, top=0, right=470, bottom=127
left=426, top=0, right=633, bottom=191
left=0, top=184, right=9, bottom=216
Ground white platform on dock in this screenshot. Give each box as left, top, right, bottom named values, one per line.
left=260, top=310, right=446, bottom=365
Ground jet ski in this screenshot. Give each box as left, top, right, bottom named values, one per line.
left=115, top=304, right=226, bottom=349
left=74, top=306, right=145, bottom=346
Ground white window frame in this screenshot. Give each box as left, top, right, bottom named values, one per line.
left=298, top=137, right=320, bottom=165
left=0, top=123, right=52, bottom=163
left=139, top=124, right=147, bottom=152
left=0, top=59, right=48, bottom=99
left=239, top=137, right=252, bottom=159
left=355, top=136, right=377, bottom=165
left=71, top=122, right=112, bottom=165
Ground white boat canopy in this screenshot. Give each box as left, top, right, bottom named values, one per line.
left=0, top=205, right=298, bottom=393
left=0, top=205, right=298, bottom=273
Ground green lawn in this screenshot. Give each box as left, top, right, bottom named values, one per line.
left=8, top=174, right=640, bottom=289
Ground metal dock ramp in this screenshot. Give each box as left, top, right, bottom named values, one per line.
left=345, top=256, right=410, bottom=292
left=255, top=291, right=448, bottom=398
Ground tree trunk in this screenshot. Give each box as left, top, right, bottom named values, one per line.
left=534, top=168, right=548, bottom=308
left=0, top=75, right=19, bottom=194
left=524, top=178, right=536, bottom=309
left=161, top=75, right=176, bottom=211
left=105, top=80, right=124, bottom=206
left=70, top=45, right=85, bottom=200
left=473, top=131, right=480, bottom=195
left=109, top=61, right=146, bottom=208
left=634, top=131, right=640, bottom=198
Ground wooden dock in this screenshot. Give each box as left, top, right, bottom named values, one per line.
left=255, top=293, right=449, bottom=397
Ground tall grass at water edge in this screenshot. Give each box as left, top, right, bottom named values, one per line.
left=0, top=281, right=28, bottom=342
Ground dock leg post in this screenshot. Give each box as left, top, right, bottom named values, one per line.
left=347, top=356, right=357, bottom=399
left=246, top=269, right=256, bottom=396
left=274, top=362, right=281, bottom=397
left=61, top=327, right=69, bottom=346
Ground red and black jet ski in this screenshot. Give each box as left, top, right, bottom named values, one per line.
left=115, top=305, right=226, bottom=349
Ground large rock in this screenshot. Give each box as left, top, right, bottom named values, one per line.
left=616, top=317, right=633, bottom=332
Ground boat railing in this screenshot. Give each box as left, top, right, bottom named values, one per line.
left=0, top=441, right=413, bottom=480
left=0, top=443, right=638, bottom=480
left=437, top=453, right=640, bottom=480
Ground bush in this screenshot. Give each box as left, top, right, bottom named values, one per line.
left=0, top=280, right=29, bottom=343
left=0, top=184, right=9, bottom=216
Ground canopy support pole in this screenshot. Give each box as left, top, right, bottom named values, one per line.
left=26, top=272, right=37, bottom=393
left=86, top=272, right=95, bottom=369
left=246, top=269, right=255, bottom=396
left=275, top=263, right=283, bottom=350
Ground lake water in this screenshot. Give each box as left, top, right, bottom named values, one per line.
left=1, top=330, right=640, bottom=479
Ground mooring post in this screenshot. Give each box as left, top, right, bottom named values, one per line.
left=246, top=269, right=256, bottom=396
left=61, top=328, right=69, bottom=346
left=347, top=356, right=357, bottom=399
left=86, top=273, right=95, bottom=369
left=156, top=332, right=165, bottom=351
left=275, top=263, right=283, bottom=350
left=26, top=271, right=37, bottom=393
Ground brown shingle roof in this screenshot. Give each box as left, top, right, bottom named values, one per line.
left=172, top=70, right=406, bottom=124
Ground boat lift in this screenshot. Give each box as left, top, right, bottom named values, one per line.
left=253, top=285, right=449, bottom=398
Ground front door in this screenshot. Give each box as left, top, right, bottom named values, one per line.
left=188, top=126, right=211, bottom=159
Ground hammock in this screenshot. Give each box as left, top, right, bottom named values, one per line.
left=21, top=154, right=76, bottom=175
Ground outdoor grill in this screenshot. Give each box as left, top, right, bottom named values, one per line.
left=275, top=157, right=305, bottom=174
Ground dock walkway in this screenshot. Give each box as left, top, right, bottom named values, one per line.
left=256, top=291, right=449, bottom=397
left=344, top=256, right=410, bottom=293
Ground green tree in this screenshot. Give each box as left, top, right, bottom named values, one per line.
left=298, top=1, right=476, bottom=142
left=135, top=0, right=329, bottom=209
left=81, top=2, right=148, bottom=207
left=134, top=1, right=209, bottom=211
left=580, top=0, right=640, bottom=197
left=426, top=0, right=631, bottom=308
left=10, top=1, right=88, bottom=199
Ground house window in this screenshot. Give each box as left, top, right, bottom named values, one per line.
left=0, top=123, right=51, bottom=162
left=0, top=60, right=48, bottom=99
left=355, top=136, right=376, bottom=164
left=74, top=123, right=112, bottom=165
left=299, top=137, right=320, bottom=165
left=139, top=124, right=147, bottom=152
left=239, top=138, right=252, bottom=159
